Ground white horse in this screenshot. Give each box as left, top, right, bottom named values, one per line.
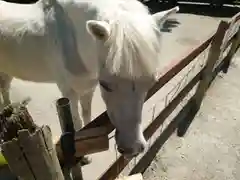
left=0, top=0, right=179, bottom=157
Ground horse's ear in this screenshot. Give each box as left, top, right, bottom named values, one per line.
left=152, top=6, right=179, bottom=26
left=86, top=20, right=111, bottom=40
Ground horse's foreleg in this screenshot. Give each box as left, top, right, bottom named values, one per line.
left=79, top=88, right=95, bottom=126
left=0, top=73, right=12, bottom=109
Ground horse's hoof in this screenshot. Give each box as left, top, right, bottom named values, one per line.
left=79, top=156, right=92, bottom=166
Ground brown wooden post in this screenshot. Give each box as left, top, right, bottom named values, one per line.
left=222, top=26, right=240, bottom=73
left=0, top=100, right=65, bottom=180
left=177, top=21, right=230, bottom=137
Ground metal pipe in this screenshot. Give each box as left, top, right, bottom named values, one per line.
left=56, top=97, right=75, bottom=133
left=56, top=97, right=84, bottom=180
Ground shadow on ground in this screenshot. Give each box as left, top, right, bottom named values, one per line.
left=161, top=18, right=180, bottom=33
left=145, top=1, right=240, bottom=18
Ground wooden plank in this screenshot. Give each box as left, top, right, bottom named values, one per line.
left=18, top=129, right=54, bottom=180
left=74, top=135, right=108, bottom=156
left=222, top=13, right=240, bottom=52
left=55, top=126, right=109, bottom=161
left=1, top=139, right=35, bottom=180
left=222, top=18, right=240, bottom=73
left=74, top=126, right=109, bottom=140
left=18, top=128, right=64, bottom=180
left=41, top=126, right=65, bottom=180
left=56, top=133, right=109, bottom=159
left=0, top=101, right=64, bottom=180
left=1, top=127, right=64, bottom=180
left=229, top=12, right=240, bottom=25
left=222, top=34, right=236, bottom=52
left=222, top=30, right=240, bottom=73
left=116, top=173, right=143, bottom=180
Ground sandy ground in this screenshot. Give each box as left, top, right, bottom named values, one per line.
left=143, top=18, right=240, bottom=180
left=1, top=11, right=239, bottom=180
left=143, top=49, right=240, bottom=180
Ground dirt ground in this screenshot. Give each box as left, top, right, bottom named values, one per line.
left=1, top=6, right=240, bottom=180
left=143, top=20, right=240, bottom=180
left=143, top=49, right=240, bottom=180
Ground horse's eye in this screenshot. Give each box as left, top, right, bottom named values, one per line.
left=99, top=81, right=112, bottom=92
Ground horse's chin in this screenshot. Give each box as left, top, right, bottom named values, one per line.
left=118, top=147, right=140, bottom=160
left=122, top=153, right=139, bottom=160
left=117, top=144, right=144, bottom=160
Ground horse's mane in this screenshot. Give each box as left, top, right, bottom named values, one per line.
left=99, top=0, right=161, bottom=80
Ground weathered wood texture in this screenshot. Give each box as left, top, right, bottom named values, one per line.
left=195, top=21, right=229, bottom=105
left=55, top=127, right=109, bottom=160
left=1, top=126, right=64, bottom=180
left=0, top=101, right=64, bottom=180
left=222, top=12, right=240, bottom=73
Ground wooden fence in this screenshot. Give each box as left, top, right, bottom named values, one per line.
left=79, top=12, right=240, bottom=180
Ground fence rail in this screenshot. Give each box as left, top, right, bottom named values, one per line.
left=80, top=12, right=240, bottom=180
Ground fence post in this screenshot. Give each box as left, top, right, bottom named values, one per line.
left=56, top=98, right=84, bottom=180
left=177, top=21, right=229, bottom=137
left=222, top=27, right=240, bottom=73
left=0, top=102, right=64, bottom=180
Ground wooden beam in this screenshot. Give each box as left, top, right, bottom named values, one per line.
left=55, top=126, right=109, bottom=160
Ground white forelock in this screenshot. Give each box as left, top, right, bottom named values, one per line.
left=99, top=0, right=161, bottom=80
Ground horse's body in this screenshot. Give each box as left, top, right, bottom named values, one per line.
left=0, top=0, right=179, bottom=157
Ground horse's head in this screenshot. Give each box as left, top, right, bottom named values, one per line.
left=86, top=3, right=179, bottom=158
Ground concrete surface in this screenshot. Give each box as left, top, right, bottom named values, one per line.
left=2, top=12, right=239, bottom=180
